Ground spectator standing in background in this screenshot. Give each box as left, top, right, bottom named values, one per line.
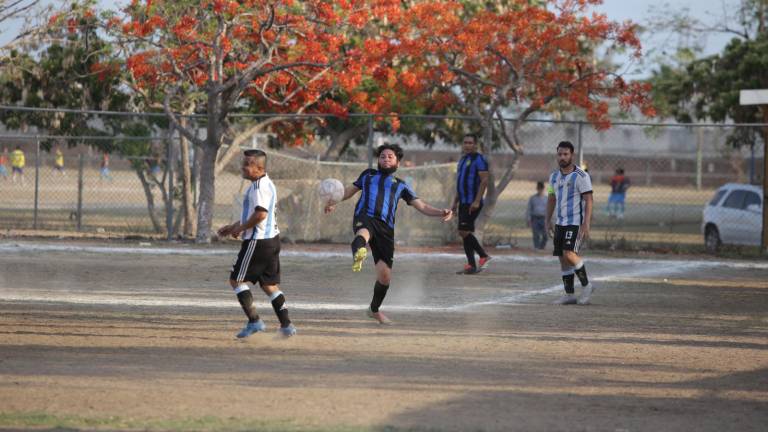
left=526, top=181, right=549, bottom=250
left=607, top=168, right=630, bottom=219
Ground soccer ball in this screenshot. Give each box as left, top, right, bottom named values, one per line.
left=317, top=178, right=344, bottom=203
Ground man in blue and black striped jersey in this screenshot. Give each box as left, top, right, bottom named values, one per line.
left=451, top=133, right=491, bottom=274
left=325, top=144, right=453, bottom=325
left=545, top=141, right=596, bottom=305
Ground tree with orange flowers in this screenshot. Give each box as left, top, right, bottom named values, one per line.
left=113, top=0, right=405, bottom=242
left=398, top=0, right=656, bottom=235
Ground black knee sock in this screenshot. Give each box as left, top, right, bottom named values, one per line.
left=467, top=234, right=488, bottom=258
left=562, top=271, right=575, bottom=294
left=574, top=262, right=589, bottom=286
left=269, top=291, right=291, bottom=328
left=462, top=237, right=477, bottom=268
left=370, top=281, right=389, bottom=312
left=351, top=235, right=367, bottom=257
left=236, top=290, right=260, bottom=323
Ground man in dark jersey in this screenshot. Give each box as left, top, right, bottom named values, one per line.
left=451, top=133, right=491, bottom=274
left=324, top=144, right=453, bottom=324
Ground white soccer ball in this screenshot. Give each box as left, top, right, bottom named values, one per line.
left=318, top=178, right=344, bottom=203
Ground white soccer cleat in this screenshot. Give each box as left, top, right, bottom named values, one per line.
left=578, top=283, right=596, bottom=305
left=552, top=294, right=578, bottom=305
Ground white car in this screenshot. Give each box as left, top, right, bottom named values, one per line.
left=702, top=183, right=763, bottom=252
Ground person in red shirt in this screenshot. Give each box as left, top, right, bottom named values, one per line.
left=607, top=168, right=630, bottom=219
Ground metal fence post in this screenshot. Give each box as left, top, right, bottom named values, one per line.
left=77, top=154, right=84, bottom=231
left=33, top=139, right=40, bottom=229
left=696, top=126, right=703, bottom=190
left=577, top=121, right=584, bottom=168
left=749, top=143, right=755, bottom=184
left=366, top=115, right=374, bottom=169
left=166, top=134, right=174, bottom=241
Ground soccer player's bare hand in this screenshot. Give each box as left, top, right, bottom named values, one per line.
left=217, top=225, right=232, bottom=236
left=324, top=201, right=336, bottom=214
left=442, top=209, right=453, bottom=222
left=579, top=225, right=590, bottom=241
left=546, top=222, right=554, bottom=237
left=469, top=202, right=480, bottom=213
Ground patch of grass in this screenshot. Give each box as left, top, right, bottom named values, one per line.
left=0, top=411, right=440, bottom=432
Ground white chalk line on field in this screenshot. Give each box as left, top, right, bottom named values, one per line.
left=0, top=258, right=708, bottom=312
left=446, top=260, right=704, bottom=310
left=2, top=241, right=768, bottom=270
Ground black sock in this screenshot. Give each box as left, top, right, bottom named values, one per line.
left=467, top=234, right=488, bottom=258
left=270, top=291, right=291, bottom=328
left=351, top=235, right=367, bottom=257
left=574, top=262, right=589, bottom=287
left=236, top=290, right=260, bottom=323
left=562, top=272, right=575, bottom=294
left=462, top=237, right=477, bottom=268
left=370, top=281, right=389, bottom=312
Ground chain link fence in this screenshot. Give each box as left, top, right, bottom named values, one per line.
left=0, top=107, right=765, bottom=253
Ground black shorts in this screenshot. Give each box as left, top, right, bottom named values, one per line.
left=353, top=215, right=395, bottom=268
left=553, top=225, right=581, bottom=256
left=458, top=203, right=482, bottom=232
left=230, top=236, right=281, bottom=285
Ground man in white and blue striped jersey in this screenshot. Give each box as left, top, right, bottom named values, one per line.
left=545, top=141, right=595, bottom=305
left=217, top=149, right=296, bottom=338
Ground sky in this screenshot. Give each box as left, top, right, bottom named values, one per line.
left=0, top=0, right=743, bottom=79
left=596, top=0, right=737, bottom=78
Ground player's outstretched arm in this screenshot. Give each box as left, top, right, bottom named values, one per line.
left=324, top=185, right=360, bottom=214
left=411, top=199, right=453, bottom=222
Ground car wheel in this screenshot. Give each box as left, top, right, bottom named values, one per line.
left=705, top=225, right=721, bottom=253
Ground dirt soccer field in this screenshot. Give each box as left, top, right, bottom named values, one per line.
left=0, top=240, right=766, bottom=431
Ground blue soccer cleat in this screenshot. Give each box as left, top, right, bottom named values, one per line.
left=279, top=323, right=297, bottom=337
left=236, top=319, right=266, bottom=338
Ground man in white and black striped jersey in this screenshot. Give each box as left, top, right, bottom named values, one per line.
left=217, top=149, right=296, bottom=338
left=546, top=141, right=595, bottom=305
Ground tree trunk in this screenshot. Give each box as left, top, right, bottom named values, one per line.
left=195, top=93, right=222, bottom=243
left=322, top=124, right=367, bottom=161
left=473, top=114, right=522, bottom=243
left=472, top=116, right=495, bottom=242
left=179, top=119, right=196, bottom=237
left=195, top=142, right=218, bottom=242
left=135, top=167, right=163, bottom=233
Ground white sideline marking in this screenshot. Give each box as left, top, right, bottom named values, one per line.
left=0, top=258, right=708, bottom=312
left=2, top=242, right=768, bottom=269
left=0, top=242, right=763, bottom=312
left=448, top=261, right=701, bottom=310
left=0, top=293, right=456, bottom=312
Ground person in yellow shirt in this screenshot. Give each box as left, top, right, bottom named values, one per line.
left=10, top=145, right=25, bottom=184
left=53, top=145, right=65, bottom=175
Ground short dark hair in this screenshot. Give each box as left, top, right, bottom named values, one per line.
left=463, top=133, right=478, bottom=143
left=616, top=168, right=624, bottom=175
left=243, top=149, right=267, bottom=166
left=536, top=181, right=545, bottom=189
left=375, top=143, right=404, bottom=161
left=557, top=141, right=574, bottom=153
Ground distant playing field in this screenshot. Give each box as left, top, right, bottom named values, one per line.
left=0, top=241, right=766, bottom=431
left=2, top=165, right=711, bottom=248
